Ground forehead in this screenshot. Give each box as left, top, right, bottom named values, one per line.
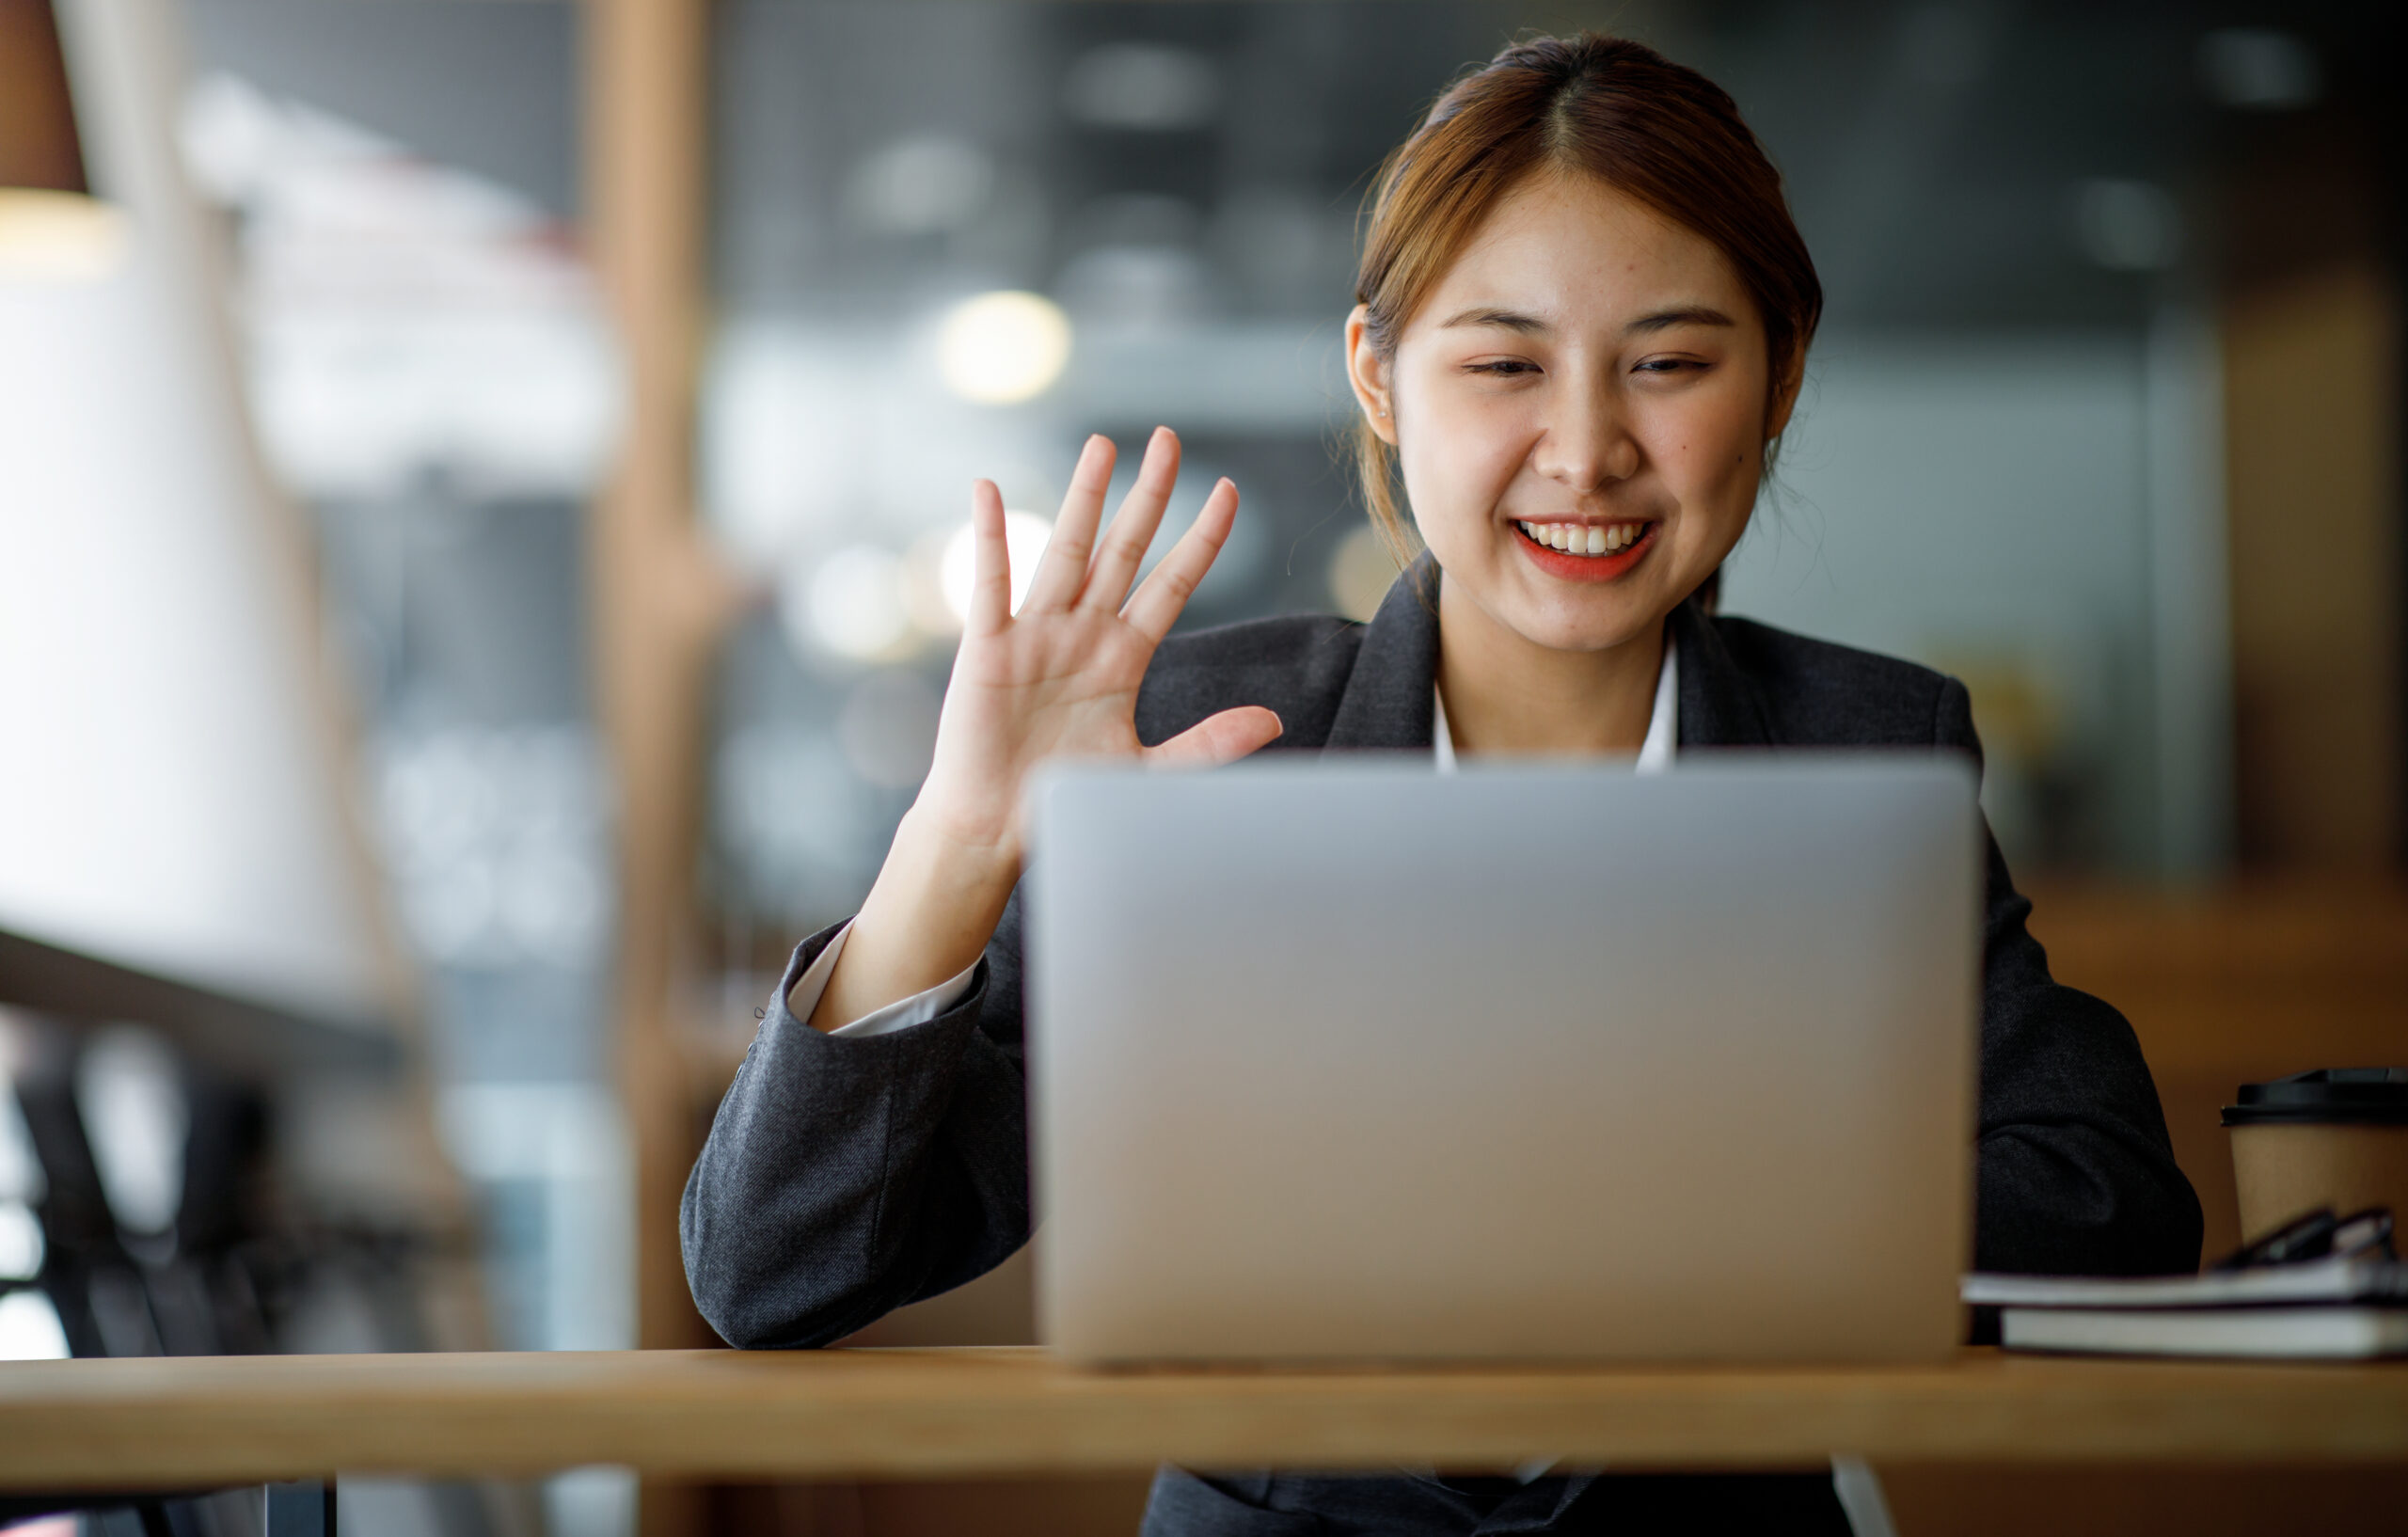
left=1413, top=172, right=1754, bottom=332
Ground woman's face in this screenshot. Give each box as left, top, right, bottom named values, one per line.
left=1348, top=172, right=1790, bottom=654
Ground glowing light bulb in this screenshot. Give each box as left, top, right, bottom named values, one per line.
left=941, top=511, right=1054, bottom=622
left=935, top=291, right=1071, bottom=404
left=0, top=191, right=127, bottom=284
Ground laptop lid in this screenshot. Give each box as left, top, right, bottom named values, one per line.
left=1026, top=756, right=1979, bottom=1364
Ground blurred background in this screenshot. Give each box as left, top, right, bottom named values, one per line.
left=1, top=1, right=2401, bottom=1535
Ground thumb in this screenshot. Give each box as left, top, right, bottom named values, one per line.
left=1143, top=706, right=1284, bottom=770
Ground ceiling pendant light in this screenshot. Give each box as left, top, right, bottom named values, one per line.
left=0, top=0, right=126, bottom=282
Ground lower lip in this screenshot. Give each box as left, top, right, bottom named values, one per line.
left=1513, top=522, right=1658, bottom=583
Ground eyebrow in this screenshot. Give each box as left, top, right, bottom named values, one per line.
left=1436, top=304, right=1736, bottom=336
left=1626, top=305, right=1735, bottom=335
left=1438, top=306, right=1551, bottom=334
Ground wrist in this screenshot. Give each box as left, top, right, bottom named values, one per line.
left=899, top=773, right=1020, bottom=864
left=810, top=806, right=1019, bottom=1033
left=887, top=801, right=1022, bottom=905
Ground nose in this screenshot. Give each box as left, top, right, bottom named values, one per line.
left=1529, top=375, right=1640, bottom=493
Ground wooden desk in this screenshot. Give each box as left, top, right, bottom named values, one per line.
left=5, top=1347, right=2407, bottom=1493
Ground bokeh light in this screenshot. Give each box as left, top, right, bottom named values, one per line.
left=787, top=544, right=912, bottom=659
left=941, top=511, right=1054, bottom=623
left=935, top=291, right=1072, bottom=404
left=0, top=1200, right=44, bottom=1280
left=0, top=1288, right=69, bottom=1361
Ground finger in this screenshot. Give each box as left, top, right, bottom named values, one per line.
left=965, top=479, right=1012, bottom=636
left=1120, top=475, right=1237, bottom=642
left=1078, top=425, right=1181, bottom=613
left=1021, top=435, right=1115, bottom=612
left=1143, top=705, right=1284, bottom=770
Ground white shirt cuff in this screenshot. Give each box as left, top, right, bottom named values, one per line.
left=784, top=919, right=981, bottom=1038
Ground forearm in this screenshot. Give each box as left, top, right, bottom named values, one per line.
left=803, top=806, right=1020, bottom=1031
left=1974, top=1121, right=2202, bottom=1276
left=685, top=923, right=1031, bottom=1347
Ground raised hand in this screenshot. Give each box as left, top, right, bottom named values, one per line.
left=803, top=426, right=1280, bottom=1030
left=913, top=425, right=1283, bottom=860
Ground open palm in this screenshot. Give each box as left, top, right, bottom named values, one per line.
left=914, top=427, right=1283, bottom=860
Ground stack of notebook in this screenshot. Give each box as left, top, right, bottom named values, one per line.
left=1963, top=1207, right=2407, bottom=1359
left=1964, top=1256, right=2408, bottom=1358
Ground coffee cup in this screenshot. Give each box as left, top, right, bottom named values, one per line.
left=2223, top=1069, right=2408, bottom=1244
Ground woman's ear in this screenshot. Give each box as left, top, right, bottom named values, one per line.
left=1345, top=305, right=1400, bottom=447
left=1764, top=351, right=1804, bottom=442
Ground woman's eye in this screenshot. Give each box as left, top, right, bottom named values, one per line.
left=1465, top=359, right=1540, bottom=376
left=1635, top=357, right=1706, bottom=375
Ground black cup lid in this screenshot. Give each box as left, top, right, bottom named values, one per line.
left=2223, top=1068, right=2408, bottom=1127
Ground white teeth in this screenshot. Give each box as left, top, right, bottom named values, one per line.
left=1517, top=519, right=1648, bottom=556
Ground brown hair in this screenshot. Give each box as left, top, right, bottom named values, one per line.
left=1353, top=32, right=1823, bottom=569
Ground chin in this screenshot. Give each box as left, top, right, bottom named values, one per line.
left=1500, top=587, right=1666, bottom=655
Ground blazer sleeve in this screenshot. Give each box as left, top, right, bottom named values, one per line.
left=679, top=896, right=1034, bottom=1349
left=1943, top=680, right=2206, bottom=1275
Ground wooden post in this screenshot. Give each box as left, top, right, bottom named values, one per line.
left=585, top=0, right=724, bottom=1332
left=2225, top=259, right=2401, bottom=868
left=583, top=2, right=732, bottom=1530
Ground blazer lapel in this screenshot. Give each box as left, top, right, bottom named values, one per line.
left=1323, top=559, right=1775, bottom=752
left=1671, top=596, right=1779, bottom=749
left=1323, top=552, right=1441, bottom=751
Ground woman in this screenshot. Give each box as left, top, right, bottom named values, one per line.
left=684, top=33, right=2201, bottom=1535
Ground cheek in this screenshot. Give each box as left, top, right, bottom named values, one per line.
left=1648, top=387, right=1765, bottom=513
left=1394, top=382, right=1532, bottom=520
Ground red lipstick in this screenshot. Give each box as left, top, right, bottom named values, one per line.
left=1513, top=521, right=1658, bottom=583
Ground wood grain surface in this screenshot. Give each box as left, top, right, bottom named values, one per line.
left=6, top=1347, right=2407, bottom=1492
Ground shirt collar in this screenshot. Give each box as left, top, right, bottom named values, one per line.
left=1433, top=637, right=1678, bottom=774
left=1330, top=549, right=1729, bottom=756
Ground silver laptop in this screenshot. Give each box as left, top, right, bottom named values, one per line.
left=1024, top=756, right=1980, bottom=1365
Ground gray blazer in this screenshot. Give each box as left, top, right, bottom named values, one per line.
left=683, top=562, right=2203, bottom=1351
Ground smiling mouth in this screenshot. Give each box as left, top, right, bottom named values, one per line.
left=1514, top=518, right=1653, bottom=557
left=1510, top=517, right=1660, bottom=582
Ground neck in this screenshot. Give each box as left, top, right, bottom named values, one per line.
left=1434, top=574, right=1666, bottom=758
